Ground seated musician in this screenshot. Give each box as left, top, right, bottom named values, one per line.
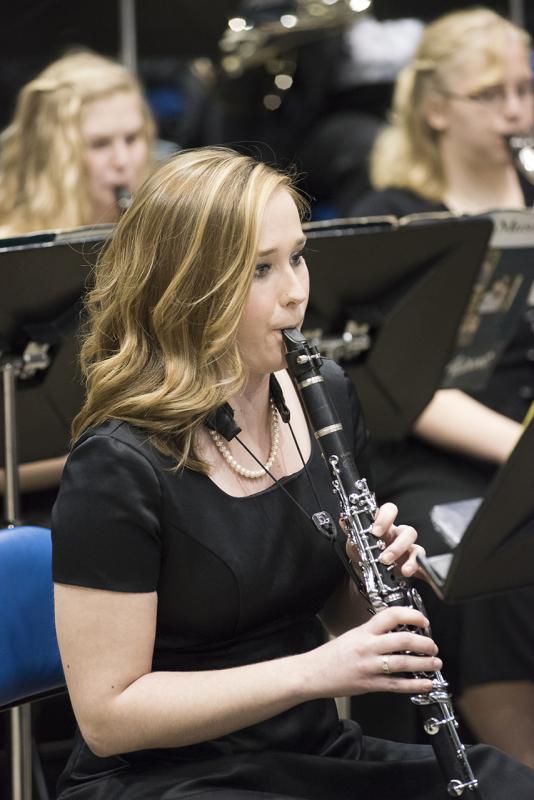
left=0, top=50, right=156, bottom=496
left=51, top=146, right=534, bottom=799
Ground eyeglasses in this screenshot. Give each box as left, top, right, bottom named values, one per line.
left=443, top=78, right=534, bottom=110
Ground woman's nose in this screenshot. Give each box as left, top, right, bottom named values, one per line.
left=282, top=266, right=307, bottom=307
left=502, top=86, right=531, bottom=120
left=111, top=139, right=129, bottom=169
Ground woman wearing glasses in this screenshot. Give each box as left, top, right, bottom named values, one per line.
left=349, top=7, right=534, bottom=766
left=351, top=9, right=534, bottom=218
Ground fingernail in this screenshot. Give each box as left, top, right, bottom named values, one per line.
left=379, top=553, right=393, bottom=565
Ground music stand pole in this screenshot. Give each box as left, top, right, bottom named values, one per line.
left=1, top=358, right=21, bottom=527
left=119, top=0, right=138, bottom=74
left=3, top=347, right=50, bottom=800
left=0, top=228, right=108, bottom=800
left=2, top=357, right=31, bottom=800
left=2, top=356, right=33, bottom=800
left=9, top=705, right=33, bottom=800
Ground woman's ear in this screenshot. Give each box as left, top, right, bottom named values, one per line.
left=423, top=93, right=450, bottom=133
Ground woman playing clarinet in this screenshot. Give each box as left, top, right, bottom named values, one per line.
left=52, top=147, right=534, bottom=798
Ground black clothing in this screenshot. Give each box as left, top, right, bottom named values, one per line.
left=349, top=173, right=534, bottom=218
left=52, top=362, right=534, bottom=798
left=350, top=186, right=446, bottom=219
left=50, top=732, right=534, bottom=799
left=349, top=186, right=534, bottom=692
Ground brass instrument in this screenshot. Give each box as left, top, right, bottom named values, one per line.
left=219, top=0, right=370, bottom=77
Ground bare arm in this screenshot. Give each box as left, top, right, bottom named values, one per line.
left=414, top=389, right=522, bottom=464
left=55, top=582, right=440, bottom=759
left=0, top=455, right=66, bottom=494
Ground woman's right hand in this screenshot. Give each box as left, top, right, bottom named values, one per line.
left=304, top=606, right=441, bottom=699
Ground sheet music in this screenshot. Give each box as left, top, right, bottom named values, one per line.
left=441, top=209, right=534, bottom=391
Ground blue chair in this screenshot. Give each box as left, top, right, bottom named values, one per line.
left=0, top=526, right=66, bottom=800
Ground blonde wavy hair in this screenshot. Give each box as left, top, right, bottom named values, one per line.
left=72, top=147, right=307, bottom=472
left=370, top=8, right=530, bottom=202
left=0, top=50, right=156, bottom=235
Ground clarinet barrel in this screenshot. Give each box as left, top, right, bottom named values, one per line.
left=283, top=327, right=482, bottom=798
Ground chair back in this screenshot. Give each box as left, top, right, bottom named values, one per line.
left=0, top=526, right=65, bottom=710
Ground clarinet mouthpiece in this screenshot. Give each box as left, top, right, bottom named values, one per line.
left=282, top=328, right=306, bottom=350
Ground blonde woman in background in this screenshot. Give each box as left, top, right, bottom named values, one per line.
left=350, top=8, right=534, bottom=765
left=0, top=49, right=155, bottom=236
left=0, top=50, right=156, bottom=496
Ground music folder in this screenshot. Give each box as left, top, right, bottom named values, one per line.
left=418, top=415, right=534, bottom=603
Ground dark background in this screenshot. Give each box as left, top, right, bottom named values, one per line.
left=1, top=1, right=532, bottom=126
left=1, top=1, right=530, bottom=65
left=2, top=2, right=532, bottom=216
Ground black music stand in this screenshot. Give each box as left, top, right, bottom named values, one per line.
left=419, top=415, right=534, bottom=603
left=302, top=215, right=494, bottom=440
left=0, top=227, right=110, bottom=800
left=0, top=226, right=111, bottom=527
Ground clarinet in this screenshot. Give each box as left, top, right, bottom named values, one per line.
left=507, top=135, right=534, bottom=185
left=115, top=185, right=133, bottom=214
left=282, top=328, right=481, bottom=799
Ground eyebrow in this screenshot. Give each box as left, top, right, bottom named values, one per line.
left=86, top=125, right=144, bottom=142
left=257, top=236, right=307, bottom=258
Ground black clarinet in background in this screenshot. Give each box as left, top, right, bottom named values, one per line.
left=115, top=185, right=133, bottom=214
left=282, top=328, right=481, bottom=799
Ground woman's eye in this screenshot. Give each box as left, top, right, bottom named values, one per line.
left=517, top=79, right=534, bottom=98
left=125, top=132, right=141, bottom=145
left=290, top=249, right=305, bottom=267
left=254, top=262, right=271, bottom=278
left=472, top=85, right=503, bottom=103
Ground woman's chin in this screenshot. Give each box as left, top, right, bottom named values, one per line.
left=245, top=356, right=286, bottom=378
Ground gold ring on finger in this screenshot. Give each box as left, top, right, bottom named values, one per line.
left=381, top=655, right=391, bottom=674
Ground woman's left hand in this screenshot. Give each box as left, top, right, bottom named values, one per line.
left=345, top=502, right=426, bottom=580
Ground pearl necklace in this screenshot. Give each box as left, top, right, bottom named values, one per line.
left=208, top=399, right=280, bottom=479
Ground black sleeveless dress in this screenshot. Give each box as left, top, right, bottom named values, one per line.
left=51, top=362, right=534, bottom=798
